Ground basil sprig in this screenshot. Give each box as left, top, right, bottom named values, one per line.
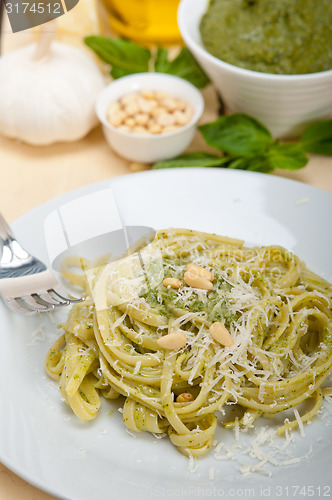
left=84, top=35, right=332, bottom=173
left=84, top=36, right=210, bottom=89
left=154, top=47, right=210, bottom=89
left=300, top=120, right=332, bottom=155
left=153, top=114, right=332, bottom=173
left=84, top=37, right=150, bottom=78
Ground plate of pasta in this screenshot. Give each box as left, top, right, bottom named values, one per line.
left=0, top=168, right=332, bottom=500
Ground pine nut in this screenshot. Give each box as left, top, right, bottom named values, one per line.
left=161, top=97, right=178, bottom=112
left=135, top=113, right=149, bottom=126
left=152, top=106, right=167, bottom=116
left=155, top=91, right=169, bottom=100
left=140, top=90, right=156, bottom=99
left=174, top=110, right=190, bottom=126
left=124, top=117, right=136, bottom=128
left=176, top=392, right=194, bottom=403
left=184, top=272, right=213, bottom=290
left=148, top=123, right=162, bottom=134
left=132, top=126, right=149, bottom=134
left=120, top=93, right=137, bottom=106
left=163, top=125, right=180, bottom=133
left=107, top=102, right=121, bottom=115
left=124, top=103, right=139, bottom=116
left=109, top=111, right=126, bottom=127
left=163, top=278, right=183, bottom=289
left=157, top=113, right=176, bottom=127
left=176, top=99, right=187, bottom=111
left=209, top=322, right=234, bottom=347
left=106, top=90, right=193, bottom=136
left=118, top=125, right=130, bottom=132
left=183, top=107, right=193, bottom=120
left=138, top=97, right=154, bottom=113
left=186, top=264, right=214, bottom=282
left=157, top=332, right=187, bottom=350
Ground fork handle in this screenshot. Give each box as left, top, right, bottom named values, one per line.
left=0, top=212, right=14, bottom=242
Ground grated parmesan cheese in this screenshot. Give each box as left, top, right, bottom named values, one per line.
left=293, top=409, right=305, bottom=437
left=28, top=322, right=46, bottom=345
left=296, top=198, right=310, bottom=205
left=133, top=360, right=142, bottom=375
left=188, top=454, right=200, bottom=473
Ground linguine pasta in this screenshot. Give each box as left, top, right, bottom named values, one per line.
left=45, top=229, right=332, bottom=457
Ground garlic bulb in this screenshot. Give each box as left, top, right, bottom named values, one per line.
left=0, top=24, right=105, bottom=145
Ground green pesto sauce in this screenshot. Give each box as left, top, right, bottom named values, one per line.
left=200, top=0, right=332, bottom=75
left=141, top=261, right=237, bottom=327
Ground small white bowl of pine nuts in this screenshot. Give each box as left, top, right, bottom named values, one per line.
left=95, top=72, right=204, bottom=163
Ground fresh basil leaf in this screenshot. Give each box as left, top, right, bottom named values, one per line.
left=153, top=152, right=228, bottom=169
left=84, top=36, right=151, bottom=76
left=245, top=156, right=275, bottom=173
left=227, top=156, right=274, bottom=173
left=154, top=47, right=210, bottom=89
left=267, top=144, right=308, bottom=170
left=84, top=37, right=209, bottom=88
left=154, top=47, right=170, bottom=73
left=227, top=157, right=251, bottom=169
left=300, top=119, right=332, bottom=155
left=110, top=67, right=135, bottom=79
left=199, top=114, right=273, bottom=157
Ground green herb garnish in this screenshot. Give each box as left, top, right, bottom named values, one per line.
left=84, top=37, right=150, bottom=78
left=84, top=35, right=332, bottom=173
left=84, top=36, right=210, bottom=89
left=153, top=114, right=332, bottom=173
left=299, top=120, right=332, bottom=156
left=154, top=47, right=210, bottom=89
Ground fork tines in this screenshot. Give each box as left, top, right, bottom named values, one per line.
left=7, top=289, right=82, bottom=314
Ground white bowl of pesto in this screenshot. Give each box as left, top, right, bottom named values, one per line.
left=178, top=0, right=332, bottom=138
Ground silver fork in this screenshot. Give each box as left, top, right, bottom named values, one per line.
left=0, top=212, right=82, bottom=314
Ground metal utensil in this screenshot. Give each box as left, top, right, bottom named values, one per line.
left=0, top=211, right=82, bottom=314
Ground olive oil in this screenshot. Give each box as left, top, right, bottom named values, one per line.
left=102, top=0, right=182, bottom=44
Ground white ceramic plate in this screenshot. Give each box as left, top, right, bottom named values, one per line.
left=1, top=169, right=331, bottom=500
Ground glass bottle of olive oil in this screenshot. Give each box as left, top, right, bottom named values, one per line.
left=101, top=0, right=182, bottom=44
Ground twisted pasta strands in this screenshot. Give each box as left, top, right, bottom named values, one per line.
left=45, top=228, right=332, bottom=456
